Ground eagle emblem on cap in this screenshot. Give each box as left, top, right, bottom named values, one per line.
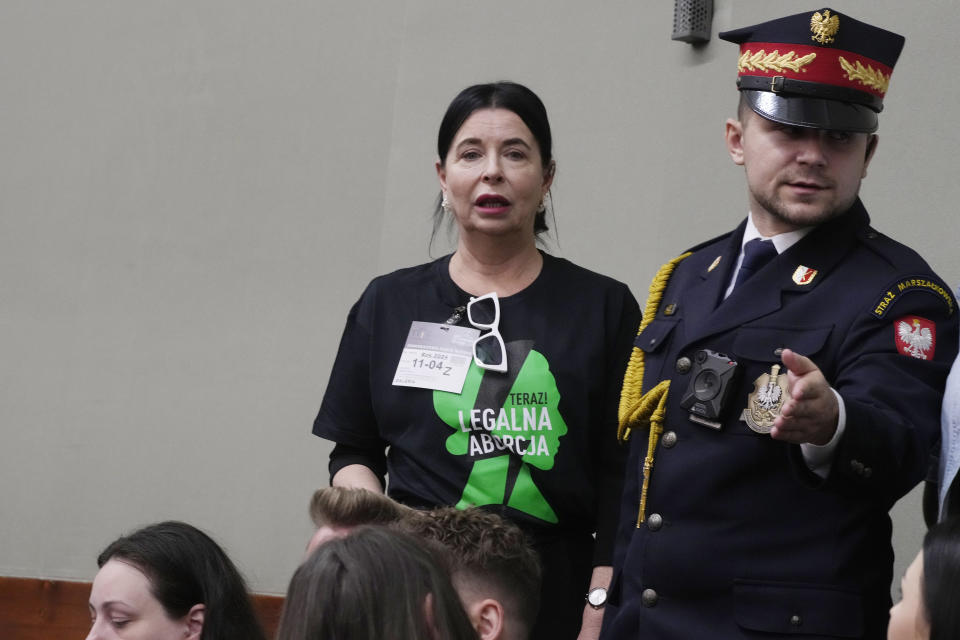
left=810, top=10, right=840, bottom=45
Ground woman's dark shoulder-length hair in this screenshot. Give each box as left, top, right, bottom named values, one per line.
left=276, top=525, right=478, bottom=640
left=431, top=81, right=556, bottom=247
left=924, top=516, right=960, bottom=640
left=96, top=520, right=266, bottom=640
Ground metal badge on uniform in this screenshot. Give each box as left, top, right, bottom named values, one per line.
left=708, top=256, right=722, bottom=273
left=792, top=265, right=818, bottom=286
left=741, top=364, right=789, bottom=434
left=663, top=303, right=678, bottom=316
left=392, top=321, right=479, bottom=393
left=895, top=315, right=936, bottom=360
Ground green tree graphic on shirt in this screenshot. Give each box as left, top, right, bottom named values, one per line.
left=433, top=347, right=567, bottom=523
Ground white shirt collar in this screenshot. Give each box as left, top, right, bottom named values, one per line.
left=742, top=212, right=813, bottom=254
left=723, top=213, right=815, bottom=300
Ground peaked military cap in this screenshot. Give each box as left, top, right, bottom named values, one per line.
left=719, top=8, right=905, bottom=133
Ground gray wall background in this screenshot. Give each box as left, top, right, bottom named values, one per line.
left=2, top=1, right=957, bottom=595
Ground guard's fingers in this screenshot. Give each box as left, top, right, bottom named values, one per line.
left=780, top=397, right=815, bottom=421
left=779, top=397, right=797, bottom=418
left=780, top=348, right=819, bottom=377
left=770, top=420, right=806, bottom=442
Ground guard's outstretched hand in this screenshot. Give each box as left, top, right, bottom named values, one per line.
left=770, top=349, right=839, bottom=445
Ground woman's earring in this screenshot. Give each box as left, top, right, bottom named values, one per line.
left=441, top=194, right=453, bottom=214
left=536, top=199, right=546, bottom=213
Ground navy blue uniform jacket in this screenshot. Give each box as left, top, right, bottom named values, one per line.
left=602, top=201, right=957, bottom=640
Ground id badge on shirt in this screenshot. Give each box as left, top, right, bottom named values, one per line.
left=392, top=321, right=479, bottom=394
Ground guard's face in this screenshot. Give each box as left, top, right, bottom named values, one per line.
left=436, top=108, right=553, bottom=241
left=726, top=108, right=877, bottom=234
left=887, top=552, right=930, bottom=640
left=87, top=560, right=200, bottom=640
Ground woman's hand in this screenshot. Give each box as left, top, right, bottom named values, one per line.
left=577, top=565, right=612, bottom=640
left=331, top=464, right=385, bottom=493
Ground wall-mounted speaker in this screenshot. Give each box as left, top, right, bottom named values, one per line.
left=672, top=0, right=713, bottom=44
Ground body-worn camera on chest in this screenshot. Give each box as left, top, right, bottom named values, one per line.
left=679, top=349, right=741, bottom=429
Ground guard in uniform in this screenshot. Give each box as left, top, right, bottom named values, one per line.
left=600, top=8, right=958, bottom=640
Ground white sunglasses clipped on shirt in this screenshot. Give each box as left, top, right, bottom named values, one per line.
left=467, top=292, right=507, bottom=373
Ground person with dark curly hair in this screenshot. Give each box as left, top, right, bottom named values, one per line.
left=398, top=506, right=541, bottom=640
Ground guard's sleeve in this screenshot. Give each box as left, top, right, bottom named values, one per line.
left=313, top=288, right=388, bottom=479
left=826, top=281, right=958, bottom=503
left=593, top=284, right=642, bottom=566
left=799, top=389, right=846, bottom=477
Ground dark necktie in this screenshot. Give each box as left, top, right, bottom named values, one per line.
left=733, top=238, right=778, bottom=289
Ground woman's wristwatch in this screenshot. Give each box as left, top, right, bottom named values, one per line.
left=586, top=586, right=608, bottom=609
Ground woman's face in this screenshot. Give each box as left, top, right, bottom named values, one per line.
left=436, top=108, right=553, bottom=240
left=87, top=559, right=201, bottom=640
left=888, top=552, right=930, bottom=640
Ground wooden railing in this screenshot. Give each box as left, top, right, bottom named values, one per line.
left=0, top=576, right=283, bottom=639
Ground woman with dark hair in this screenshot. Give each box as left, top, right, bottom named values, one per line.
left=889, top=517, right=960, bottom=640
left=313, top=81, right=641, bottom=639
left=86, top=521, right=266, bottom=640
left=277, top=526, right=478, bottom=640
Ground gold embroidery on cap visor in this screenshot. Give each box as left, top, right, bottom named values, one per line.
left=738, top=50, right=817, bottom=74
left=810, top=9, right=840, bottom=45
left=838, top=56, right=890, bottom=94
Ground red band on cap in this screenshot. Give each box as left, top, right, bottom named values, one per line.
left=738, top=42, right=893, bottom=97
